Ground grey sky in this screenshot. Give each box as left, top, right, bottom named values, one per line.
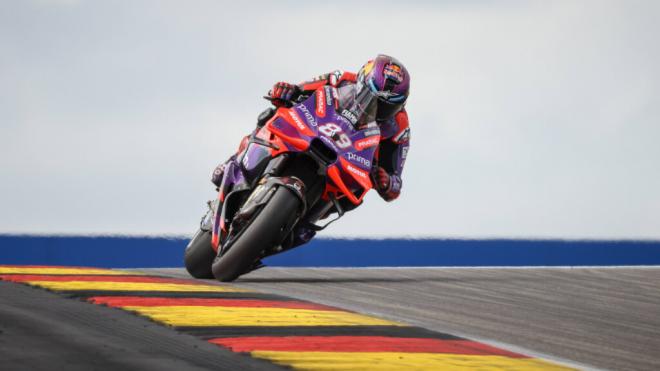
left=1, top=0, right=659, bottom=238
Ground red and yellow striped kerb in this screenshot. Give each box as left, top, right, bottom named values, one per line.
left=0, top=265, right=573, bottom=370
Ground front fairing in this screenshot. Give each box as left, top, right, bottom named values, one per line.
left=263, top=86, right=381, bottom=204
left=211, top=86, right=381, bottom=251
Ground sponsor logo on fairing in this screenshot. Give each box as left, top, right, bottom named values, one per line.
left=297, top=104, right=318, bottom=127
left=346, top=163, right=369, bottom=180
left=288, top=110, right=309, bottom=132
left=341, top=109, right=358, bottom=125
left=336, top=114, right=351, bottom=126
left=401, top=146, right=409, bottom=159
left=324, top=86, right=333, bottom=107
left=316, top=89, right=326, bottom=118
left=354, top=135, right=380, bottom=150
left=347, top=152, right=371, bottom=168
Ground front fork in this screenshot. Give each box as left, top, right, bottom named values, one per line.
left=208, top=197, right=223, bottom=252
left=200, top=199, right=218, bottom=233
left=222, top=175, right=307, bottom=257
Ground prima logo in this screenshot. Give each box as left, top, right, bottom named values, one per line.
left=347, top=152, right=371, bottom=168
left=297, top=104, right=317, bottom=127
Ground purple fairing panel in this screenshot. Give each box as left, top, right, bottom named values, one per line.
left=240, top=142, right=271, bottom=180
left=222, top=160, right=247, bottom=193
left=270, top=86, right=381, bottom=189
left=211, top=159, right=247, bottom=240
left=212, top=85, right=383, bottom=243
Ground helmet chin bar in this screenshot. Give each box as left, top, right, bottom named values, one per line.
left=376, top=98, right=403, bottom=121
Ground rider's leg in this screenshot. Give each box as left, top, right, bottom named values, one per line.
left=210, top=135, right=250, bottom=187
left=212, top=107, right=275, bottom=187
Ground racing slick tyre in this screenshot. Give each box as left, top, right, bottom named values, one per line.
left=184, top=229, right=215, bottom=279
left=212, top=186, right=300, bottom=282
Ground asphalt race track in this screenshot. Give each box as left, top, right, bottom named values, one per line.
left=150, top=267, right=660, bottom=371
left=2, top=265, right=659, bottom=370
left=0, top=275, right=282, bottom=371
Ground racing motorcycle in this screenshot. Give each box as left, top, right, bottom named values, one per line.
left=184, top=85, right=381, bottom=282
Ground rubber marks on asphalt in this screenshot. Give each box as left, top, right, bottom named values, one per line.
left=0, top=265, right=572, bottom=370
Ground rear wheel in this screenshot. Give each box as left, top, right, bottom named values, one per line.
left=184, top=229, right=216, bottom=279
left=212, top=186, right=301, bottom=282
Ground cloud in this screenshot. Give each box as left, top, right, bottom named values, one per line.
left=1, top=1, right=659, bottom=238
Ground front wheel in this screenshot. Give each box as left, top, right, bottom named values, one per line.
left=184, top=229, right=215, bottom=279
left=212, top=186, right=301, bottom=282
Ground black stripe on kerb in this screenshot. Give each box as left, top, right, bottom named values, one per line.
left=176, top=326, right=465, bottom=341
left=58, top=290, right=299, bottom=301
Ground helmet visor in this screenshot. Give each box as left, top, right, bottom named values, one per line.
left=349, top=80, right=378, bottom=125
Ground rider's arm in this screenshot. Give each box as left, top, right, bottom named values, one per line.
left=297, top=70, right=357, bottom=93
left=373, top=109, right=410, bottom=201
left=269, top=70, right=357, bottom=107
left=268, top=70, right=356, bottom=107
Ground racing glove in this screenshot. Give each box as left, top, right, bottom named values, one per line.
left=268, top=82, right=301, bottom=106
left=371, top=166, right=402, bottom=201
left=371, top=167, right=390, bottom=192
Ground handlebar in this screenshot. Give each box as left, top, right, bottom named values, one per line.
left=263, top=93, right=309, bottom=108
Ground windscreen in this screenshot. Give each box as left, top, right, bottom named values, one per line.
left=337, top=84, right=377, bottom=126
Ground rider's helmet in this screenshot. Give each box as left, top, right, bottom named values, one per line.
left=353, top=54, right=410, bottom=124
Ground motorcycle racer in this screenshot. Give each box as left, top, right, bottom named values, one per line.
left=213, top=54, right=411, bottom=204
left=184, top=55, right=414, bottom=279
